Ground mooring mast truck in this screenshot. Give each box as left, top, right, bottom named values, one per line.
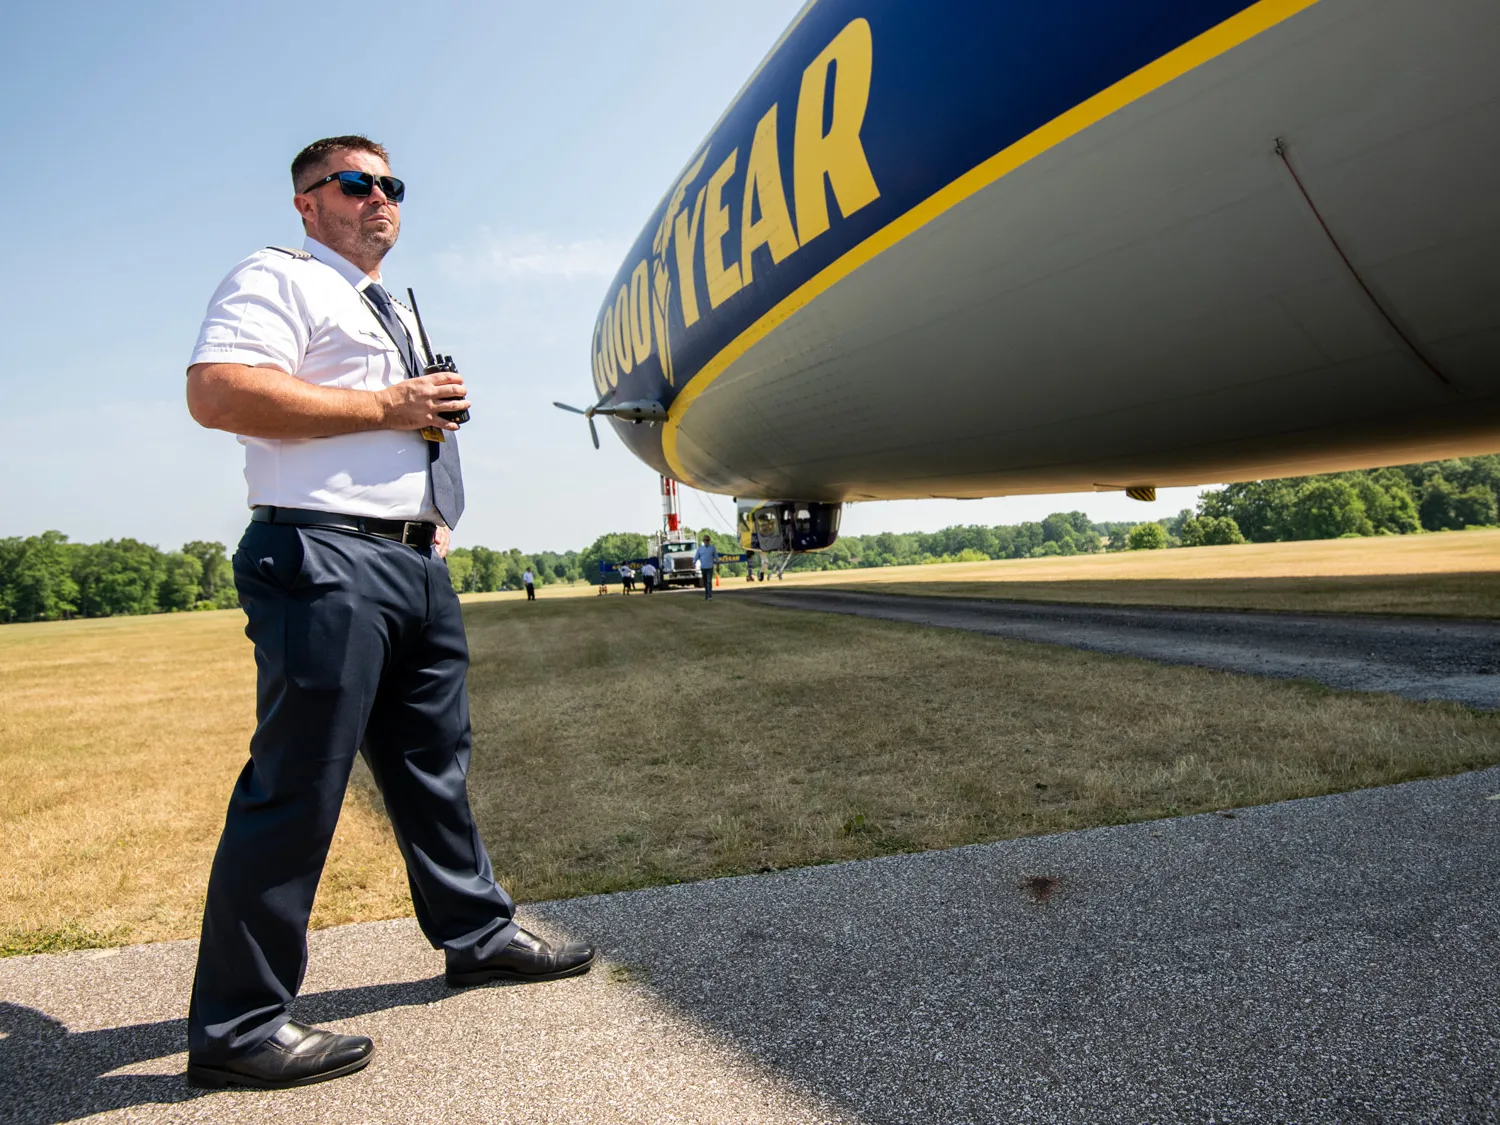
left=650, top=533, right=702, bottom=587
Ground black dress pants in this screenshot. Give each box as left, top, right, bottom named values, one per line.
left=188, top=522, right=518, bottom=1060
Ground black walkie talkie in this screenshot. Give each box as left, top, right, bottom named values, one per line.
left=407, top=288, right=469, bottom=425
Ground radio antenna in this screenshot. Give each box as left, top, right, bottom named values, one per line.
left=406, top=288, right=437, bottom=368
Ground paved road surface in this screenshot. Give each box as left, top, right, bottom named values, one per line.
left=742, top=590, right=1500, bottom=710
left=4, top=768, right=1499, bottom=1124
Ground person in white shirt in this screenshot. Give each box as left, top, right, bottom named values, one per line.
left=522, top=568, right=535, bottom=601
left=640, top=560, right=658, bottom=594
left=693, top=535, right=719, bottom=600
left=618, top=563, right=635, bottom=594
left=182, top=135, right=592, bottom=1091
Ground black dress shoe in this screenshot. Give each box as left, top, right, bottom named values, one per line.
left=446, top=926, right=596, bottom=986
left=186, top=1019, right=373, bottom=1090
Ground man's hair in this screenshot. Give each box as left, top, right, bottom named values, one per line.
left=291, top=135, right=390, bottom=191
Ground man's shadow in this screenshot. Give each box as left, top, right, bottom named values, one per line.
left=0, top=976, right=453, bottom=1125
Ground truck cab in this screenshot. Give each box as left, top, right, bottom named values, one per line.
left=651, top=536, right=702, bottom=586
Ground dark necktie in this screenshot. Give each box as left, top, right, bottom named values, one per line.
left=363, top=283, right=465, bottom=528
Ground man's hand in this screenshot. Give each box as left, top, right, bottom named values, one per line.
left=376, top=372, right=470, bottom=432
left=434, top=525, right=451, bottom=560
left=187, top=363, right=473, bottom=439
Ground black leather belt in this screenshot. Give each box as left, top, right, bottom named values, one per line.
left=251, top=506, right=438, bottom=549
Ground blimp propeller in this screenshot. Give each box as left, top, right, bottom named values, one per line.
left=552, top=401, right=601, bottom=448
left=553, top=399, right=668, bottom=450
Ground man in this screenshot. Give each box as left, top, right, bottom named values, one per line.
left=522, top=567, right=536, bottom=601
left=183, top=135, right=593, bottom=1091
left=640, top=559, right=657, bottom=594
left=619, top=563, right=634, bottom=594
left=694, top=535, right=719, bottom=600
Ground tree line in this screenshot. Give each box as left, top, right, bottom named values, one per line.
left=2, top=456, right=1494, bottom=623
left=778, top=455, right=1497, bottom=571
left=0, top=534, right=239, bottom=624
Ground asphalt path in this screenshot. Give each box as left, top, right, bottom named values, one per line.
left=3, top=768, right=1500, bottom=1124
left=739, top=589, right=1500, bottom=710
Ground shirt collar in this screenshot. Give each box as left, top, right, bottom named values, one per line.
left=302, top=236, right=380, bottom=289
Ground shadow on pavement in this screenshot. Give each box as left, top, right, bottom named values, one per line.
left=0, top=977, right=451, bottom=1125
left=531, top=769, right=1500, bottom=1124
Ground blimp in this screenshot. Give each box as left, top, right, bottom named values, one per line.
left=560, top=0, right=1500, bottom=555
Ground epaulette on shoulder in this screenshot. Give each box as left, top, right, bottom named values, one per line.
left=264, top=245, right=312, bottom=260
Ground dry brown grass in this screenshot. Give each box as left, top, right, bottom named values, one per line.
left=789, top=528, right=1500, bottom=616
left=459, top=595, right=1500, bottom=903
left=0, top=611, right=409, bottom=955
left=4, top=537, right=1498, bottom=954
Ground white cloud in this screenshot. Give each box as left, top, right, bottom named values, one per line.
left=438, top=230, right=629, bottom=283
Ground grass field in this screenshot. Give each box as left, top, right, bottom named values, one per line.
left=2, top=532, right=1498, bottom=955
left=0, top=613, right=410, bottom=955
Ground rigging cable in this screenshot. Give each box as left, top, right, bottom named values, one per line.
left=688, top=487, right=737, bottom=536
left=1274, top=137, right=1453, bottom=391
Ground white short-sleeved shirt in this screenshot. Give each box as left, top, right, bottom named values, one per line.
left=189, top=236, right=438, bottom=521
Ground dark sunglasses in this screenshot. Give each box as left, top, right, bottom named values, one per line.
left=300, top=170, right=405, bottom=202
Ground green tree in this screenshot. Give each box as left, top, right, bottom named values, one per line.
left=0, top=531, right=79, bottom=623
left=1419, top=477, right=1459, bottom=531
left=1165, top=509, right=1196, bottom=540
left=446, top=550, right=474, bottom=593
left=1454, top=485, right=1498, bottom=528
left=158, top=552, right=204, bottom=613
left=1351, top=472, right=1421, bottom=535
left=1127, top=523, right=1168, bottom=550
left=73, top=539, right=168, bottom=617
left=182, top=540, right=237, bottom=608
left=1287, top=480, right=1371, bottom=540
left=1180, top=515, right=1245, bottom=547
left=1095, top=522, right=1136, bottom=552
left=468, top=546, right=507, bottom=592
left=1040, top=511, right=1099, bottom=555
left=1198, top=480, right=1299, bottom=542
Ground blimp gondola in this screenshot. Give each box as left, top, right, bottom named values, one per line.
left=559, top=0, right=1500, bottom=555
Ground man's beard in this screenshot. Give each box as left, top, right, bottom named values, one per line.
left=320, top=206, right=398, bottom=262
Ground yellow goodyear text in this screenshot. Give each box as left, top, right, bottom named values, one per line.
left=594, top=16, right=880, bottom=391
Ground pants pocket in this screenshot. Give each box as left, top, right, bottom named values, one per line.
left=235, top=525, right=361, bottom=693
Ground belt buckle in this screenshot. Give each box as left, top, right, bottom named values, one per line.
left=401, top=521, right=424, bottom=546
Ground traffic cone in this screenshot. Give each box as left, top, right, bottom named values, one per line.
left=715, top=571, right=721, bottom=588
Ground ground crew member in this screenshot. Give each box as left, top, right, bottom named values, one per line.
left=523, top=567, right=536, bottom=600
left=694, top=535, right=718, bottom=600
left=619, top=563, right=635, bottom=594
left=183, top=135, right=593, bottom=1091
left=640, top=560, right=657, bottom=594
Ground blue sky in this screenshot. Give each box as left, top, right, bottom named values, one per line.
left=0, top=0, right=1205, bottom=554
